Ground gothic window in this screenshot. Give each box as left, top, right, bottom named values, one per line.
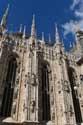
left=68, top=67, right=82, bottom=123
left=41, top=63, right=51, bottom=121
left=0, top=57, right=17, bottom=117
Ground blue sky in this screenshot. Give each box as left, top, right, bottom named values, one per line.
left=0, top=0, right=83, bottom=50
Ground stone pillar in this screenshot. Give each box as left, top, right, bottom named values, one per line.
left=61, top=58, right=76, bottom=124
left=53, top=53, right=76, bottom=125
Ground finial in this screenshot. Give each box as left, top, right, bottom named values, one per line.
left=19, top=24, right=22, bottom=33
left=42, top=32, right=45, bottom=41
left=31, top=14, right=36, bottom=38
left=48, top=33, right=51, bottom=44
left=55, top=23, right=60, bottom=44
left=1, top=4, right=10, bottom=28
left=23, top=26, right=26, bottom=38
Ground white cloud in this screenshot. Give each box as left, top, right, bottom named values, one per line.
left=62, top=0, right=83, bottom=37
left=70, top=0, right=81, bottom=10
left=75, top=1, right=83, bottom=18
left=62, top=20, right=83, bottom=36
left=75, top=11, right=83, bottom=18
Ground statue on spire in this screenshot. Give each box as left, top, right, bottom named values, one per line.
left=1, top=4, right=9, bottom=28
left=31, top=14, right=36, bottom=38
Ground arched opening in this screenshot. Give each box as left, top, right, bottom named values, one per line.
left=41, top=62, right=51, bottom=121
left=68, top=67, right=82, bottom=123
left=1, top=57, right=17, bottom=117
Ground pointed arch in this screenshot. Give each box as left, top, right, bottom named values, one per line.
left=41, top=60, right=51, bottom=121
left=0, top=54, right=18, bottom=117
left=68, top=66, right=82, bottom=123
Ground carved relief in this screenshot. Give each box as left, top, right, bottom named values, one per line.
left=30, top=100, right=36, bottom=113
left=64, top=80, right=70, bottom=92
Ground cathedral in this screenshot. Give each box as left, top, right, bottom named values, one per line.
left=0, top=5, right=83, bottom=125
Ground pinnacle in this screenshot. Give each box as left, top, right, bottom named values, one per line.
left=1, top=4, right=10, bottom=28
left=31, top=14, right=36, bottom=38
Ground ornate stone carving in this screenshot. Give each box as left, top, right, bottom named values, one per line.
left=30, top=100, right=36, bottom=113
left=64, top=80, right=70, bottom=92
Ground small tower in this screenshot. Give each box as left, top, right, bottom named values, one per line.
left=31, top=14, right=36, bottom=38
left=0, top=4, right=9, bottom=29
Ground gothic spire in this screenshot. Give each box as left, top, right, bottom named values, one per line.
left=1, top=4, right=9, bottom=28
left=19, top=24, right=22, bottom=33
left=42, top=32, right=45, bottom=42
left=23, top=26, right=26, bottom=38
left=55, top=24, right=61, bottom=45
left=31, top=14, right=36, bottom=38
